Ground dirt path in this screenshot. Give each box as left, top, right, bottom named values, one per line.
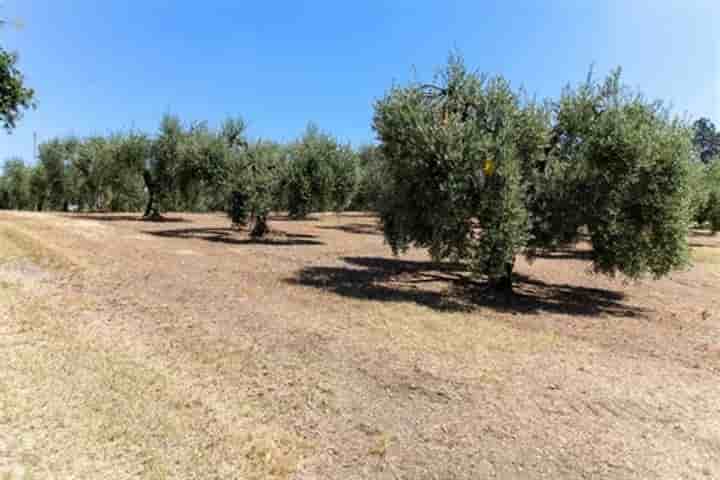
left=1, top=211, right=719, bottom=479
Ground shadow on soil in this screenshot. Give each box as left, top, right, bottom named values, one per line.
left=690, top=243, right=720, bottom=249
left=65, top=214, right=190, bottom=223
left=690, top=229, right=717, bottom=237
left=269, top=213, right=377, bottom=222
left=268, top=214, right=322, bottom=222
left=316, top=223, right=383, bottom=236
left=288, top=256, right=642, bottom=317
left=144, top=227, right=325, bottom=246
left=528, top=249, right=594, bottom=261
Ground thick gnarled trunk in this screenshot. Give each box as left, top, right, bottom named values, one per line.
left=490, top=260, right=515, bottom=294
left=250, top=215, right=268, bottom=238
left=142, top=170, right=159, bottom=219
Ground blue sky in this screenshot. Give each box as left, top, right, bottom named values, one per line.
left=1, top=0, right=718, bottom=163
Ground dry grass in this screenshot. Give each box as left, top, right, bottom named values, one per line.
left=1, top=211, right=719, bottom=479
left=0, top=225, right=73, bottom=270
left=0, top=224, right=306, bottom=479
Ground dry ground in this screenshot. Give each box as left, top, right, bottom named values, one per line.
left=0, top=211, right=718, bottom=479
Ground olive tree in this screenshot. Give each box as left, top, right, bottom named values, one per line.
left=176, top=121, right=232, bottom=212
left=105, top=133, right=149, bottom=212
left=330, top=148, right=359, bottom=212
left=31, top=133, right=148, bottom=212
left=549, top=70, right=692, bottom=278
left=38, top=138, right=79, bottom=211
left=351, top=145, right=386, bottom=211
left=73, top=136, right=114, bottom=210
left=144, top=115, right=246, bottom=217
left=374, top=56, right=693, bottom=291
left=285, top=124, right=358, bottom=218
left=29, top=163, right=47, bottom=210
left=144, top=115, right=185, bottom=217
left=227, top=141, right=286, bottom=237
left=72, top=132, right=149, bottom=213
left=374, top=56, right=537, bottom=289
left=0, top=157, right=31, bottom=209
left=692, top=118, right=720, bottom=164
left=703, top=159, right=720, bottom=233
left=687, top=159, right=711, bottom=226
left=0, top=46, right=34, bottom=132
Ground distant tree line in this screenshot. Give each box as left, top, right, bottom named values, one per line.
left=0, top=118, right=383, bottom=235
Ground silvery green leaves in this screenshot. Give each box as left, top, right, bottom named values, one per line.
left=285, top=124, right=359, bottom=219
left=0, top=47, right=34, bottom=132
left=553, top=71, right=693, bottom=278
left=373, top=55, right=533, bottom=286
left=373, top=55, right=694, bottom=288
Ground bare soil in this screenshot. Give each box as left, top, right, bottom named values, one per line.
left=1, top=211, right=718, bottom=479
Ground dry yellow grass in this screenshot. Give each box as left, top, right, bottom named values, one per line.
left=1, top=212, right=719, bottom=479
left=0, top=226, right=306, bottom=480
left=0, top=225, right=73, bottom=270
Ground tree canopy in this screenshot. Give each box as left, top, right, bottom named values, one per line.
left=692, top=118, right=720, bottom=164
left=373, top=56, right=694, bottom=289
left=285, top=124, right=358, bottom=219
left=0, top=46, right=34, bottom=132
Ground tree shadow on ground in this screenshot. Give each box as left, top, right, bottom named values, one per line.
left=268, top=214, right=322, bottom=222
left=690, top=229, right=718, bottom=237
left=269, top=213, right=377, bottom=222
left=690, top=243, right=720, bottom=249
left=335, top=212, right=378, bottom=218
left=65, top=214, right=190, bottom=223
left=316, top=223, right=383, bottom=236
left=287, top=256, right=643, bottom=317
left=528, top=248, right=594, bottom=261
left=144, top=227, right=325, bottom=246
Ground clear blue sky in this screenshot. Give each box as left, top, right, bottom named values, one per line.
left=2, top=0, right=718, bottom=163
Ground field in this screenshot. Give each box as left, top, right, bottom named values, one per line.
left=1, top=211, right=719, bottom=479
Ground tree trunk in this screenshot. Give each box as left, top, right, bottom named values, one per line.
left=230, top=190, right=247, bottom=226
left=143, top=191, right=156, bottom=218
left=492, top=260, right=515, bottom=294
left=143, top=170, right=158, bottom=218
left=250, top=215, right=269, bottom=238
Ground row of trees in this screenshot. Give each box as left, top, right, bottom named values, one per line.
left=0, top=119, right=382, bottom=235
left=7, top=110, right=712, bottom=232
